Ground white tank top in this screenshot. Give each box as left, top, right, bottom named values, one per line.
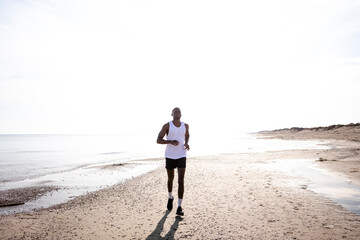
left=165, top=121, right=187, bottom=159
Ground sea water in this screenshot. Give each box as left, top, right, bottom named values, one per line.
left=0, top=134, right=162, bottom=183
left=0, top=133, right=329, bottom=215
left=256, top=159, right=360, bottom=215
left=0, top=133, right=326, bottom=184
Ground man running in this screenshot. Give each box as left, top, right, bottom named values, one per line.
left=157, top=107, right=190, bottom=216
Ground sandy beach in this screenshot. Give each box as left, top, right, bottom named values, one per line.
left=1, top=125, right=360, bottom=239
left=259, top=123, right=360, bottom=186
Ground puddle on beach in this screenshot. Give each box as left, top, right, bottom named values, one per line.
left=257, top=159, right=360, bottom=215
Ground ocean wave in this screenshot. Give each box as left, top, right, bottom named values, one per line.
left=12, top=151, right=57, bottom=153
left=99, top=152, right=125, bottom=155
left=96, top=163, right=129, bottom=169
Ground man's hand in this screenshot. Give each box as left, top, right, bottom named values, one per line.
left=171, top=140, right=179, bottom=146
left=184, top=144, right=190, bottom=150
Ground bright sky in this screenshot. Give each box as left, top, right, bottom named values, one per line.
left=1, top=0, right=360, bottom=135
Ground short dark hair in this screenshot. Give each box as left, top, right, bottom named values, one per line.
left=172, top=107, right=180, bottom=113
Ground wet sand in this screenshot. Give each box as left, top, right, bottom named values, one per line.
left=0, top=186, right=58, bottom=208
left=1, top=125, right=360, bottom=239
left=259, top=123, right=360, bottom=186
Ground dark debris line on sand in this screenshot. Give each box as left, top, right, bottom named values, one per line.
left=0, top=186, right=58, bottom=208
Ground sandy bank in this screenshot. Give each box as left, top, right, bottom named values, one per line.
left=258, top=123, right=360, bottom=186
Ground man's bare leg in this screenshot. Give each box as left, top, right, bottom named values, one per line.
left=166, top=169, right=174, bottom=210
left=176, top=168, right=186, bottom=216
left=167, top=169, right=174, bottom=193
left=177, top=168, right=185, bottom=199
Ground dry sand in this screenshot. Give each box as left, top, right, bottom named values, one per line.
left=1, top=125, right=360, bottom=239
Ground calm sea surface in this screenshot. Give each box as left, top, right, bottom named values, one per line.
left=0, top=133, right=326, bottom=183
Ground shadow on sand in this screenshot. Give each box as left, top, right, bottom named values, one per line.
left=146, top=210, right=183, bottom=240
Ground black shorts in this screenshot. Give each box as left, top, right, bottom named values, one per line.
left=165, top=157, right=186, bottom=169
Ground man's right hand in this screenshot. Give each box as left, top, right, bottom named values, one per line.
left=170, top=140, right=179, bottom=146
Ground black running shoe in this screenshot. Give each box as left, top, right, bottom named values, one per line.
left=167, top=198, right=173, bottom=211
left=176, top=206, right=184, bottom=216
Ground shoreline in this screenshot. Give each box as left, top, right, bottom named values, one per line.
left=257, top=124, right=360, bottom=186
left=0, top=159, right=162, bottom=216
left=0, top=186, right=59, bottom=208
left=0, top=136, right=328, bottom=216
left=1, top=128, right=360, bottom=239
left=1, top=153, right=360, bottom=239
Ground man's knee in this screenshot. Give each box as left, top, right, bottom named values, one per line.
left=168, top=174, right=174, bottom=181
left=167, top=169, right=174, bottom=179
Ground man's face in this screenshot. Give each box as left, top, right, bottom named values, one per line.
left=172, top=108, right=182, bottom=119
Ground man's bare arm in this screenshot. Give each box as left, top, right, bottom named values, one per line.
left=184, top=124, right=190, bottom=150
left=157, top=123, right=179, bottom=145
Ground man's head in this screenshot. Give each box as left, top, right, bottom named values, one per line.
left=171, top=107, right=182, bottom=120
